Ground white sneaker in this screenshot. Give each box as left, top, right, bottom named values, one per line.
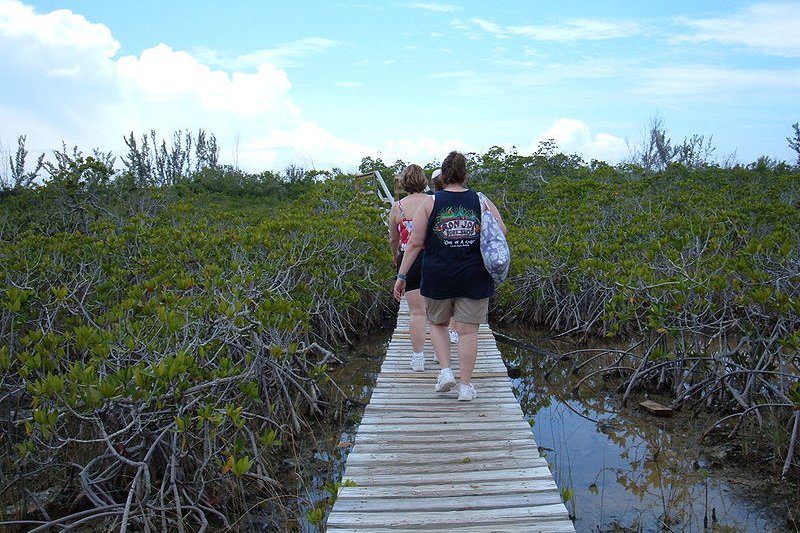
left=449, top=330, right=459, bottom=344
left=435, top=368, right=456, bottom=393
left=410, top=353, right=425, bottom=372
left=457, top=383, right=477, bottom=401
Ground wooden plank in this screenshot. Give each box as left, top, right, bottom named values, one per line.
left=335, top=478, right=559, bottom=499
left=341, top=452, right=550, bottom=474
left=331, top=492, right=565, bottom=512
left=337, top=465, right=558, bottom=485
left=326, top=504, right=573, bottom=527
left=372, top=376, right=513, bottom=387
left=360, top=405, right=523, bottom=417
left=364, top=389, right=520, bottom=401
left=345, top=429, right=537, bottom=446
left=343, top=446, right=544, bottom=466
left=359, top=413, right=526, bottom=425
left=326, top=298, right=575, bottom=532
left=347, top=438, right=538, bottom=454
left=362, top=402, right=523, bottom=411
left=639, top=399, right=674, bottom=416
left=327, top=521, right=577, bottom=533
left=352, top=421, right=532, bottom=434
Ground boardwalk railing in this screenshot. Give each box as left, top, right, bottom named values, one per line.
left=326, top=299, right=576, bottom=532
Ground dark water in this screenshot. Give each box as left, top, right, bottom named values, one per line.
left=290, top=327, right=787, bottom=533
left=498, top=325, right=788, bottom=533
left=287, top=331, right=390, bottom=533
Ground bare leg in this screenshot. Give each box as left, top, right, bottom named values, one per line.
left=430, top=322, right=451, bottom=368
left=454, top=321, right=479, bottom=384
left=405, top=289, right=426, bottom=354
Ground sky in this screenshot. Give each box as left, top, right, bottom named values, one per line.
left=1, top=0, right=799, bottom=175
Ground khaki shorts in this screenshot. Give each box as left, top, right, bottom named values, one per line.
left=425, top=297, right=489, bottom=325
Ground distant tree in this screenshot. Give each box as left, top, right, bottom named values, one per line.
left=788, top=122, right=800, bottom=166
left=283, top=163, right=308, bottom=183
left=358, top=155, right=406, bottom=196
left=122, top=131, right=154, bottom=187
left=195, top=129, right=219, bottom=171
left=673, top=134, right=715, bottom=168
left=154, top=130, right=192, bottom=186
left=122, top=129, right=219, bottom=188
left=43, top=143, right=115, bottom=188
left=749, top=155, right=779, bottom=173
left=630, top=115, right=717, bottom=171
left=6, top=135, right=44, bottom=189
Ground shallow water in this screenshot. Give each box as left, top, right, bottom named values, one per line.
left=289, top=332, right=389, bottom=533
left=499, top=325, right=787, bottom=533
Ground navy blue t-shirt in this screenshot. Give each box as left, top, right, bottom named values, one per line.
left=420, top=189, right=494, bottom=299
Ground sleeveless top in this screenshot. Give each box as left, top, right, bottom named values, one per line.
left=396, top=200, right=413, bottom=251
left=420, top=189, right=494, bottom=299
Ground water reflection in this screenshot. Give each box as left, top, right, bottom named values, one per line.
left=500, top=326, right=783, bottom=532
left=287, top=332, right=388, bottom=533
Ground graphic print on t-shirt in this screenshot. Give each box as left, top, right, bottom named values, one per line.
left=432, top=206, right=480, bottom=248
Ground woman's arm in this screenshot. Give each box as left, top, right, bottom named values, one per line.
left=388, top=203, right=400, bottom=262
left=485, top=197, right=508, bottom=235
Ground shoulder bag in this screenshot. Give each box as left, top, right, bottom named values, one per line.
left=477, top=192, right=510, bottom=284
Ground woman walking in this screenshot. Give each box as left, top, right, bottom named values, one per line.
left=431, top=168, right=460, bottom=346
left=388, top=164, right=431, bottom=371
left=393, top=152, right=507, bottom=400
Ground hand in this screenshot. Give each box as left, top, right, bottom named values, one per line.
left=393, top=278, right=406, bottom=301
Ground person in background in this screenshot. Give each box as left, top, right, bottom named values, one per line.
left=431, top=168, right=459, bottom=346
left=388, top=164, right=431, bottom=371
left=430, top=167, right=443, bottom=191
left=394, top=152, right=507, bottom=401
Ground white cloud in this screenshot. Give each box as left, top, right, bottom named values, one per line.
left=116, top=44, right=300, bottom=115
left=383, top=136, right=475, bottom=166
left=471, top=18, right=503, bottom=35
left=633, top=64, right=800, bottom=101
left=0, top=0, right=369, bottom=173
left=0, top=0, right=118, bottom=55
left=0, top=0, right=118, bottom=80
left=406, top=3, right=461, bottom=13
left=534, top=118, right=628, bottom=163
left=244, top=121, right=371, bottom=171
left=449, top=19, right=471, bottom=31
left=430, top=70, right=473, bottom=79
left=674, top=2, right=800, bottom=57
left=195, top=37, right=340, bottom=70
left=471, top=17, right=641, bottom=41
left=449, top=18, right=481, bottom=40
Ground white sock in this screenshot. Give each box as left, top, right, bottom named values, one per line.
left=413, top=351, right=424, bottom=359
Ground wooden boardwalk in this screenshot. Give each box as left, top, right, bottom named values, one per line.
left=326, top=300, right=575, bottom=532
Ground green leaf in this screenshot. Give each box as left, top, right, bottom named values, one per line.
left=232, top=456, right=252, bottom=477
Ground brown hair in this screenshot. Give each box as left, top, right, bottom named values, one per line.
left=399, top=164, right=428, bottom=193
left=441, top=151, right=467, bottom=186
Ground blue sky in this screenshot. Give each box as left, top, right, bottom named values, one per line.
left=1, top=1, right=799, bottom=174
